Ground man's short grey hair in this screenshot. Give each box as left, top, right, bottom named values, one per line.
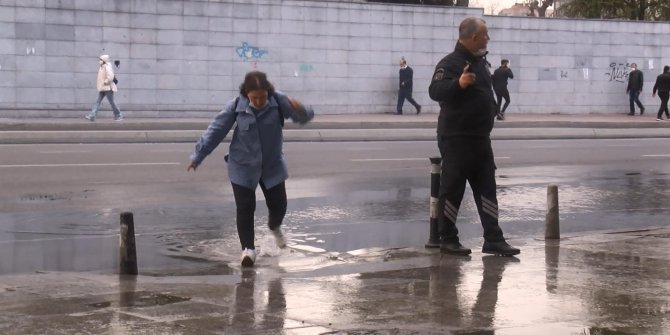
left=459, top=17, right=485, bottom=40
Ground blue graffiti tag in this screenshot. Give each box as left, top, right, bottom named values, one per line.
left=299, top=64, right=314, bottom=73
left=236, top=42, right=267, bottom=61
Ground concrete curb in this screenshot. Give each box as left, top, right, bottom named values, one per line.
left=3, top=127, right=670, bottom=144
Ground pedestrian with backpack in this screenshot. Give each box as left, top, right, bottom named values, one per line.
left=187, top=70, right=314, bottom=267
left=85, top=54, right=123, bottom=121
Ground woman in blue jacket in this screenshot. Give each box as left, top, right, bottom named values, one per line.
left=187, top=71, right=314, bottom=267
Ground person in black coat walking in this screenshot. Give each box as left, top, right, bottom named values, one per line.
left=652, top=65, right=670, bottom=121
left=397, top=57, right=421, bottom=115
left=627, top=63, right=645, bottom=115
left=491, top=59, right=514, bottom=120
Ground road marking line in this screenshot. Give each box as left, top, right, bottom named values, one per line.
left=351, top=158, right=426, bottom=162
left=642, top=154, right=670, bottom=157
left=0, top=162, right=181, bottom=168
left=351, top=157, right=511, bottom=162
left=39, top=150, right=90, bottom=154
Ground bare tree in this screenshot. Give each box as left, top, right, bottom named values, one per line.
left=528, top=0, right=554, bottom=17
left=557, top=0, right=669, bottom=21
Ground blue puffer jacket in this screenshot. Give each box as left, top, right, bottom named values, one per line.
left=190, top=91, right=314, bottom=190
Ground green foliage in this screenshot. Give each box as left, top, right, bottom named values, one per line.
left=557, top=0, right=670, bottom=21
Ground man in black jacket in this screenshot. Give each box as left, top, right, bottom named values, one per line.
left=492, top=59, right=514, bottom=120
left=627, top=63, right=645, bottom=116
left=652, top=65, right=670, bottom=121
left=397, top=57, right=421, bottom=115
left=428, top=17, right=519, bottom=257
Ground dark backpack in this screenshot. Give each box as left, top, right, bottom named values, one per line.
left=233, top=94, right=284, bottom=127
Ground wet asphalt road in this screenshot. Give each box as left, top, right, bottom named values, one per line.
left=1, top=139, right=670, bottom=275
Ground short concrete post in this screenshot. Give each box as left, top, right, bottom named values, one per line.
left=119, top=212, right=138, bottom=275
left=545, top=185, right=560, bottom=240
left=426, top=157, right=442, bottom=248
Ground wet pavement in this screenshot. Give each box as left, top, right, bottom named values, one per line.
left=1, top=227, right=669, bottom=334
left=2, top=162, right=670, bottom=333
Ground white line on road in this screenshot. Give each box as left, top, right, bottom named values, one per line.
left=351, top=158, right=427, bottom=162
left=0, top=162, right=181, bottom=168
left=39, top=150, right=90, bottom=154
left=351, top=157, right=511, bottom=162
left=642, top=154, right=670, bottom=157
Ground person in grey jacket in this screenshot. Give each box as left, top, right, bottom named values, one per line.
left=187, top=71, right=314, bottom=267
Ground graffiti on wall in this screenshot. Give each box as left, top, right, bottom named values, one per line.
left=236, top=42, right=268, bottom=62
left=293, top=63, right=314, bottom=77
left=605, top=62, right=631, bottom=83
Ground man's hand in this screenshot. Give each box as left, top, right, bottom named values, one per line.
left=187, top=161, right=197, bottom=172
left=458, top=63, right=476, bottom=89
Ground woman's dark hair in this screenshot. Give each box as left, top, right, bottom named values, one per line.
left=239, top=71, right=275, bottom=97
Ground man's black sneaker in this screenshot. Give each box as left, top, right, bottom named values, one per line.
left=482, top=241, right=520, bottom=256
left=416, top=105, right=421, bottom=115
left=440, top=241, right=472, bottom=255
left=641, top=108, right=645, bottom=115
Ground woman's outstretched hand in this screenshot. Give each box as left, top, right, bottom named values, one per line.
left=187, top=161, right=197, bottom=172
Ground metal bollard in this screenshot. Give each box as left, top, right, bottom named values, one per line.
left=545, top=185, right=560, bottom=240
left=426, top=156, right=442, bottom=248
left=119, top=212, right=138, bottom=275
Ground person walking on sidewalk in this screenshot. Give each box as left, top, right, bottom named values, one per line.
left=397, top=57, right=421, bottom=115
left=85, top=54, right=122, bottom=121
left=187, top=71, right=314, bottom=267
left=428, top=17, right=520, bottom=257
left=652, top=65, right=670, bottom=121
left=627, top=63, right=645, bottom=116
left=491, top=59, right=514, bottom=121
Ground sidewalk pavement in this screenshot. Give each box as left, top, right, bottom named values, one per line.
left=1, top=227, right=668, bottom=334
left=2, top=112, right=670, bottom=144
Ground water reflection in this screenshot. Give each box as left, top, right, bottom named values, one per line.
left=545, top=241, right=560, bottom=293
left=577, top=247, right=669, bottom=335
left=350, top=256, right=518, bottom=333
left=232, top=270, right=286, bottom=332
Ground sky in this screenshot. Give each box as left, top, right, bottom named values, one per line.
left=470, top=0, right=522, bottom=15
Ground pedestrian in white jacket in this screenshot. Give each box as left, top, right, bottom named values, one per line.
left=85, top=54, right=123, bottom=121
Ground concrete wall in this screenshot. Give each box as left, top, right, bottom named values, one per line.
left=0, top=0, right=669, bottom=117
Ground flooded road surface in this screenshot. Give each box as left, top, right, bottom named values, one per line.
left=1, top=163, right=669, bottom=276
left=1, top=154, right=670, bottom=334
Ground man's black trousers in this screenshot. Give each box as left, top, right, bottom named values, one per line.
left=494, top=88, right=510, bottom=115
left=436, top=136, right=504, bottom=243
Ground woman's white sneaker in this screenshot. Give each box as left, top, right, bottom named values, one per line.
left=241, top=248, right=256, bottom=267
left=271, top=228, right=287, bottom=248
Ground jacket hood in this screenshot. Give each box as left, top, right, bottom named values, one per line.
left=99, top=55, right=110, bottom=63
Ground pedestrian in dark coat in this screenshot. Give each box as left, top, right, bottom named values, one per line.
left=652, top=65, right=670, bottom=121
left=491, top=59, right=514, bottom=120
left=397, top=57, right=422, bottom=115
left=627, top=63, right=645, bottom=115
left=428, top=17, right=520, bottom=257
